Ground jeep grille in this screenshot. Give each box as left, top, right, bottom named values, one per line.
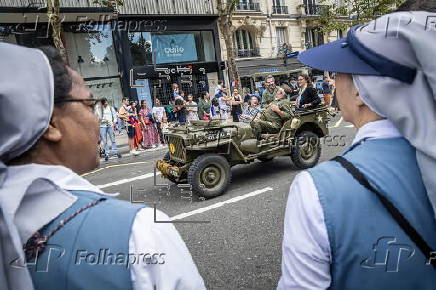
left=167, top=135, right=185, bottom=160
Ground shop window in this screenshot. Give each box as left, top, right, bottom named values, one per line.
left=63, top=24, right=124, bottom=108
left=128, top=30, right=216, bottom=66
left=0, top=25, right=52, bottom=47
left=149, top=73, right=209, bottom=105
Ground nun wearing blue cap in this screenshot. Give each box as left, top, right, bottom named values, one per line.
left=278, top=10, right=436, bottom=290
left=0, top=44, right=205, bottom=290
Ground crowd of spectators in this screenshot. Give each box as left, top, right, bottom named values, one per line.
left=97, top=74, right=336, bottom=159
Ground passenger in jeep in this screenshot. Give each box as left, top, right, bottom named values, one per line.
left=250, top=88, right=293, bottom=139
left=295, top=74, right=321, bottom=110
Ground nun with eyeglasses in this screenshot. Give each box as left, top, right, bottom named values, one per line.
left=0, top=44, right=205, bottom=290
left=278, top=9, right=436, bottom=290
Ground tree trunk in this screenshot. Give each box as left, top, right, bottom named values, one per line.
left=47, top=0, right=66, bottom=60
left=218, top=16, right=240, bottom=88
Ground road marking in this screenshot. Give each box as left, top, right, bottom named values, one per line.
left=333, top=116, right=343, bottom=128
left=82, top=161, right=153, bottom=177
left=96, top=172, right=161, bottom=189
left=170, top=187, right=274, bottom=221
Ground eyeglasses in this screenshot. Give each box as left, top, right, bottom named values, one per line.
left=54, top=98, right=100, bottom=110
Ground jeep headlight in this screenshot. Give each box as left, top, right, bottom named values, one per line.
left=206, top=133, right=217, bottom=141
left=169, top=143, right=176, bottom=154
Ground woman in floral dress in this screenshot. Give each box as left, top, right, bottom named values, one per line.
left=139, top=100, right=159, bottom=148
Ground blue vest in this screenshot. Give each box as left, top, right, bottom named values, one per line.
left=28, top=190, right=144, bottom=290
left=309, top=138, right=436, bottom=289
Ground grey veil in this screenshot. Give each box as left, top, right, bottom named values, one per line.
left=0, top=43, right=77, bottom=290
left=352, top=11, right=436, bottom=218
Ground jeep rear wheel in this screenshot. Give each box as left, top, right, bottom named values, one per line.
left=188, top=154, right=231, bottom=198
left=291, top=131, right=321, bottom=169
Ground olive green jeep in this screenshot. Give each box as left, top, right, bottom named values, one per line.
left=156, top=106, right=334, bottom=198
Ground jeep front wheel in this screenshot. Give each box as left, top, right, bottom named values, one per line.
left=291, top=131, right=321, bottom=169
left=187, top=154, right=231, bottom=198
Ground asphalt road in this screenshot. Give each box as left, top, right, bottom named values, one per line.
left=84, top=116, right=356, bottom=290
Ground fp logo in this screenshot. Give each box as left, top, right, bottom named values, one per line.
left=361, top=237, right=415, bottom=272
left=10, top=244, right=65, bottom=273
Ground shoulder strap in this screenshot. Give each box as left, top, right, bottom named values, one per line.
left=332, top=155, right=436, bottom=268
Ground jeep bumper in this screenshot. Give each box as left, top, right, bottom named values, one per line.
left=156, top=160, right=181, bottom=179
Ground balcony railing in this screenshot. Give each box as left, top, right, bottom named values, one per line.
left=235, top=48, right=260, bottom=58
left=304, top=4, right=329, bottom=15
left=272, top=5, right=288, bottom=14
left=236, top=2, right=261, bottom=12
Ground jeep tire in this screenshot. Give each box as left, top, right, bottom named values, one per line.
left=291, top=131, right=321, bottom=169
left=188, top=154, right=231, bottom=198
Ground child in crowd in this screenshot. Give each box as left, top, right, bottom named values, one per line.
left=186, top=94, right=199, bottom=122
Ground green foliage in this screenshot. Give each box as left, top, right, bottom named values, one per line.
left=316, top=0, right=406, bottom=33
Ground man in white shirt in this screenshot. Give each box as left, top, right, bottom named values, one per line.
left=96, top=98, right=121, bottom=161
left=152, top=98, right=166, bottom=147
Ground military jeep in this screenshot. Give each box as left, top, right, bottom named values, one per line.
left=156, top=106, right=332, bottom=198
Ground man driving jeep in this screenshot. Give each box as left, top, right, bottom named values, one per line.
left=261, top=75, right=280, bottom=108
left=251, top=88, right=293, bottom=139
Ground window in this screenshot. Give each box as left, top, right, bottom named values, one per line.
left=237, top=0, right=261, bottom=11
left=128, top=31, right=216, bottom=66
left=63, top=24, right=124, bottom=108
left=276, top=28, right=287, bottom=47
left=0, top=25, right=51, bottom=47
left=305, top=28, right=324, bottom=48
left=233, top=29, right=259, bottom=58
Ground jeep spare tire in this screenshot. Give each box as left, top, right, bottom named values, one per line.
left=291, top=131, right=321, bottom=169
left=188, top=154, right=231, bottom=198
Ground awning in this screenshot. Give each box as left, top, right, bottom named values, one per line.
left=236, top=57, right=307, bottom=78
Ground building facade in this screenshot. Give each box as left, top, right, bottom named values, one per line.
left=0, top=0, right=224, bottom=107
left=221, top=0, right=341, bottom=90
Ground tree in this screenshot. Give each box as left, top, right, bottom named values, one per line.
left=316, top=0, right=406, bottom=34
left=216, top=0, right=240, bottom=88
left=47, top=0, right=123, bottom=59
left=47, top=0, right=65, bottom=58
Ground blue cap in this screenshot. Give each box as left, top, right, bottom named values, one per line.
left=298, top=25, right=416, bottom=84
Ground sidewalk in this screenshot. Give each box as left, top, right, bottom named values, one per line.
left=115, top=133, right=129, bottom=154
left=113, top=133, right=167, bottom=156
